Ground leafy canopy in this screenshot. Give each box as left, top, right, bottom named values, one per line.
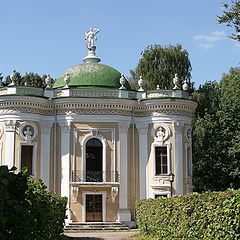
left=135, top=44, right=192, bottom=90
left=218, top=0, right=240, bottom=42
left=192, top=67, right=240, bottom=192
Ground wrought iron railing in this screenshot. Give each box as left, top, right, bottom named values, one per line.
left=72, top=170, right=120, bottom=183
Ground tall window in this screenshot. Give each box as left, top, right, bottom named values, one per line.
left=86, top=138, right=103, bottom=182
left=21, top=145, right=33, bottom=174
left=155, top=146, right=168, bottom=175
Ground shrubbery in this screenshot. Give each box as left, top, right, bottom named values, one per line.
left=136, top=189, right=240, bottom=239
left=0, top=166, right=67, bottom=240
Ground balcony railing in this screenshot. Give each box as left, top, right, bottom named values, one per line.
left=72, top=170, right=120, bottom=183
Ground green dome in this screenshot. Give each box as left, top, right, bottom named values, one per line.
left=53, top=63, right=131, bottom=90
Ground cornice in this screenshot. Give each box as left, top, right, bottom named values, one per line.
left=0, top=96, right=197, bottom=118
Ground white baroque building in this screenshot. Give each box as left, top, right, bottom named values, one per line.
left=0, top=30, right=197, bottom=226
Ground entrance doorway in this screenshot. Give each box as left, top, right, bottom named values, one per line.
left=86, top=194, right=103, bottom=222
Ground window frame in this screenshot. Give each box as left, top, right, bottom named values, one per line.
left=152, top=142, right=171, bottom=177
left=81, top=134, right=107, bottom=182
left=19, top=142, right=37, bottom=177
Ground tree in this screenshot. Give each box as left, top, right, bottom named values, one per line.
left=135, top=44, right=192, bottom=90
left=218, top=0, right=240, bottom=42
left=192, top=67, right=240, bottom=192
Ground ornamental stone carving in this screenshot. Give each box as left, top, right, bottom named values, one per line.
left=19, top=121, right=38, bottom=143
left=138, top=76, right=144, bottom=92
left=72, top=186, right=79, bottom=203
left=152, top=123, right=171, bottom=143
left=111, top=186, right=119, bottom=203
left=5, top=120, right=16, bottom=132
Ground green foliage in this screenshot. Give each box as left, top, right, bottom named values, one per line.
left=20, top=72, right=46, bottom=88
left=218, top=0, right=240, bottom=42
left=136, top=189, right=240, bottom=239
left=192, top=67, right=240, bottom=192
left=0, top=166, right=67, bottom=240
left=135, top=44, right=192, bottom=90
left=3, top=72, right=47, bottom=88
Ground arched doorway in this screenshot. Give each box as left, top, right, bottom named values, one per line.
left=86, top=138, right=103, bottom=182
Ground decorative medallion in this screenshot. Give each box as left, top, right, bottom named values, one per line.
left=19, top=121, right=38, bottom=143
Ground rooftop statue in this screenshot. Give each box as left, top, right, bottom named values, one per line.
left=85, top=28, right=100, bottom=50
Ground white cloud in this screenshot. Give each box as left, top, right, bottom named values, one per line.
left=198, top=43, right=215, bottom=49
left=193, top=30, right=225, bottom=49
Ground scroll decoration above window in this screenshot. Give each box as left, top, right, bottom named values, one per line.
left=19, top=121, right=38, bottom=143
left=152, top=123, right=171, bottom=144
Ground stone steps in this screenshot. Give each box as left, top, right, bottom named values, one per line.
left=65, top=222, right=129, bottom=231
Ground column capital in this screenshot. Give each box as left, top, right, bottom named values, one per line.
left=118, top=122, right=130, bottom=134
left=59, top=121, right=71, bottom=133
left=4, top=120, right=16, bottom=132
left=40, top=121, right=53, bottom=134
left=136, top=122, right=149, bottom=135
left=173, top=122, right=184, bottom=133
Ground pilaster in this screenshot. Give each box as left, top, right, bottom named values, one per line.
left=136, top=122, right=149, bottom=199
left=60, top=121, right=71, bottom=223
left=4, top=120, right=16, bottom=169
left=173, top=122, right=184, bottom=195
left=40, top=121, right=52, bottom=190
left=117, top=121, right=131, bottom=222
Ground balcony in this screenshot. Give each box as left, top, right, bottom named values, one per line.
left=71, top=170, right=120, bottom=183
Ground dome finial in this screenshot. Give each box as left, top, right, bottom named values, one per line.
left=83, top=28, right=101, bottom=63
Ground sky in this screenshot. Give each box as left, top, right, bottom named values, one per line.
left=0, top=0, right=239, bottom=87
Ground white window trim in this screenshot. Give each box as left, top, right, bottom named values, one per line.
left=185, top=143, right=192, bottom=177
left=153, top=191, right=170, bottom=198
left=18, top=142, right=37, bottom=177
left=152, top=142, right=171, bottom=177
left=82, top=191, right=107, bottom=222
left=81, top=134, right=107, bottom=182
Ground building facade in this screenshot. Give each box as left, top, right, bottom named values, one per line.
left=0, top=30, right=197, bottom=226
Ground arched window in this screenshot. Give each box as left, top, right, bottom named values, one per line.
left=86, top=138, right=103, bottom=182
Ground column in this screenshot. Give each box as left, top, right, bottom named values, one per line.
left=40, top=121, right=52, bottom=190
left=173, top=122, right=184, bottom=195
left=117, top=121, right=131, bottom=222
left=136, top=123, right=149, bottom=199
left=4, top=120, right=16, bottom=169
left=60, top=121, right=71, bottom=223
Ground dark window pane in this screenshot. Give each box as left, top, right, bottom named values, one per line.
left=21, top=145, right=33, bottom=174
left=155, top=146, right=168, bottom=175
left=155, top=194, right=167, bottom=198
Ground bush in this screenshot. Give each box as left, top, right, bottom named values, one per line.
left=0, top=166, right=67, bottom=240
left=136, top=189, right=240, bottom=239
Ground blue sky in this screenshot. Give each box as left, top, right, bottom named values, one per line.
left=0, top=0, right=239, bottom=87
